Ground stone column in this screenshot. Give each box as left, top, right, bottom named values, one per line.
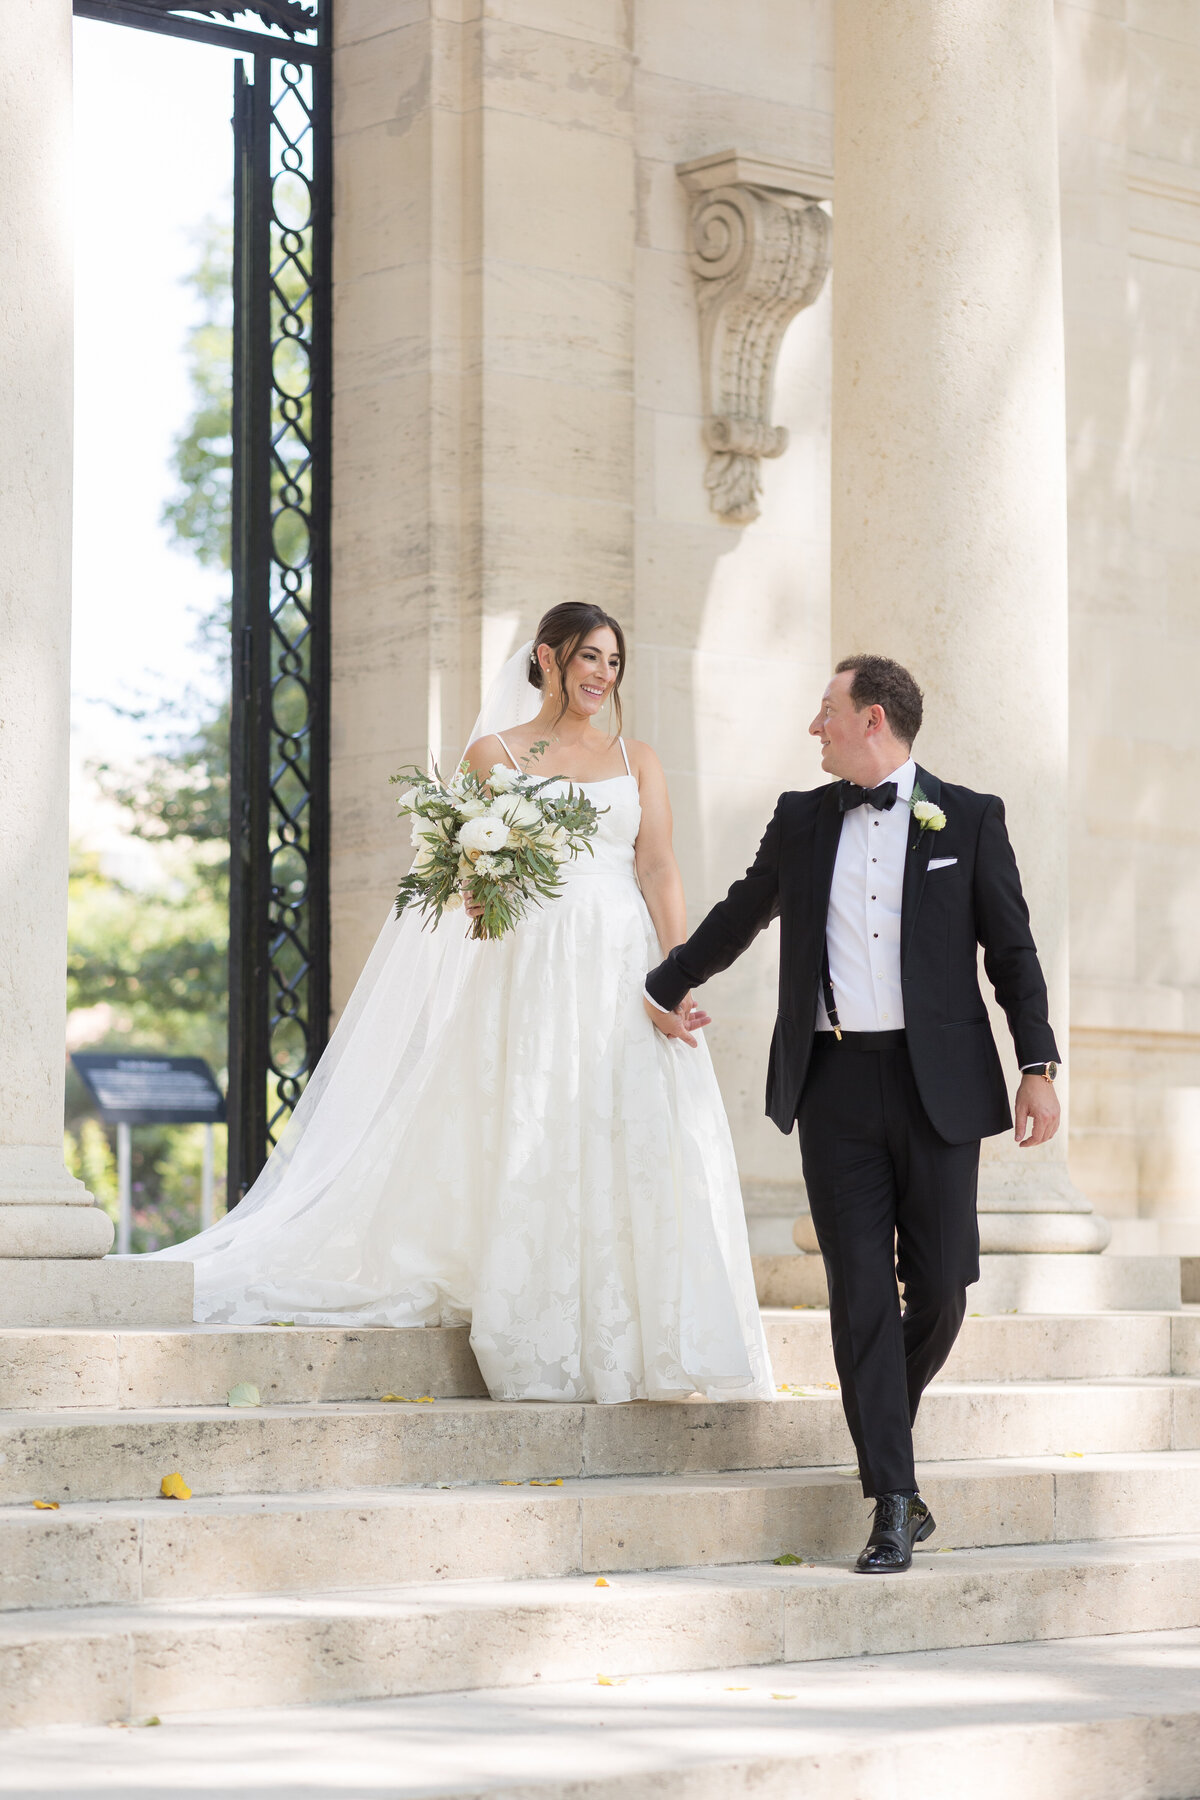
left=0, top=0, right=111, bottom=1259
left=827, top=0, right=1109, bottom=1257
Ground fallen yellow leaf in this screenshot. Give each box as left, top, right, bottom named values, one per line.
left=227, top=1382, right=261, bottom=1408
left=725, top=1686, right=749, bottom=1691
left=596, top=1675, right=627, bottom=1687
left=160, top=1472, right=191, bottom=1500
left=268, top=1320, right=295, bottom=1327
left=594, top=1577, right=610, bottom=1587
left=380, top=1394, right=409, bottom=1403
left=773, top=1553, right=802, bottom=1566
left=770, top=1693, right=795, bottom=1700
left=498, top=1480, right=521, bottom=1486
left=1062, top=1450, right=1084, bottom=1458
left=529, top=1478, right=564, bottom=1486
left=140, top=1717, right=161, bottom=1728
left=32, top=1499, right=59, bottom=1511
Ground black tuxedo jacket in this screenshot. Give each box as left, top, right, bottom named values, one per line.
left=646, top=768, right=1060, bottom=1146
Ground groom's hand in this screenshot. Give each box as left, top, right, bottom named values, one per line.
left=644, top=993, right=711, bottom=1049
left=1014, top=1072, right=1060, bottom=1147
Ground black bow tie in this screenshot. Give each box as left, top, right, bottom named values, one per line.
left=839, top=780, right=899, bottom=813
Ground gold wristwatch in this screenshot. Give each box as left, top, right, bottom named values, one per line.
left=1027, top=1062, right=1058, bottom=1082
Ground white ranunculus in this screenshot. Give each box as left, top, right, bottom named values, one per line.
left=493, top=793, right=541, bottom=833
left=460, top=796, right=488, bottom=819
left=489, top=764, right=520, bottom=792
left=395, top=787, right=419, bottom=814
left=912, top=801, right=947, bottom=831
left=459, top=814, right=511, bottom=855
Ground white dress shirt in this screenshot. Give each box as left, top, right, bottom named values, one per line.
left=817, top=758, right=915, bottom=1035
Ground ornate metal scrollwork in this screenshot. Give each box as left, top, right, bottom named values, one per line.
left=679, top=159, right=831, bottom=525
left=107, top=0, right=318, bottom=35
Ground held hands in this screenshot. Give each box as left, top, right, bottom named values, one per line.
left=1014, top=1071, right=1060, bottom=1147
left=643, top=992, right=711, bottom=1049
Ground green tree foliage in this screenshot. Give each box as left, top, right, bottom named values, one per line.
left=160, top=218, right=233, bottom=571
left=67, top=213, right=234, bottom=1245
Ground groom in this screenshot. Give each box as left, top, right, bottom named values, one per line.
left=645, top=655, right=1061, bottom=1573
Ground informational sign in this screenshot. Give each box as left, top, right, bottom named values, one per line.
left=71, top=1054, right=226, bottom=1127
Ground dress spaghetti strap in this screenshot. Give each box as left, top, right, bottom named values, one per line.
left=618, top=736, right=632, bottom=777
left=494, top=733, right=521, bottom=772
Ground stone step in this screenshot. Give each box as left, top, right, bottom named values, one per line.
left=4, top=1451, right=1199, bottom=1612
left=1, top=1535, right=1199, bottom=1729
left=4, top=1381, right=1200, bottom=1505
left=3, top=1310, right=1197, bottom=1410
left=12, top=1625, right=1195, bottom=1798
left=0, top=1323, right=489, bottom=1410
left=757, top=1251, right=1184, bottom=1312
left=767, top=1306, right=1200, bottom=1384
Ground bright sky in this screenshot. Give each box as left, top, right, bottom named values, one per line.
left=71, top=17, right=237, bottom=847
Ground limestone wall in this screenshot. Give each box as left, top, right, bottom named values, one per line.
left=329, top=2, right=1200, bottom=1247
left=330, top=0, right=835, bottom=1220
left=1057, top=1, right=1200, bottom=1246
left=631, top=2, right=834, bottom=1206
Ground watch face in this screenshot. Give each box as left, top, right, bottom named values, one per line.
left=1047, top=1062, right=1058, bottom=1079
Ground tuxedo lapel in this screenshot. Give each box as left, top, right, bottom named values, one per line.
left=812, top=783, right=843, bottom=935
left=901, top=766, right=941, bottom=968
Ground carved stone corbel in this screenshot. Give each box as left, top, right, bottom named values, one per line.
left=677, top=152, right=832, bottom=524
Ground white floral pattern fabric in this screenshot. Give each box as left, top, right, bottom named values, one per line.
left=159, top=773, right=773, bottom=1404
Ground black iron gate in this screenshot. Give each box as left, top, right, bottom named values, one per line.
left=73, top=1, right=332, bottom=1201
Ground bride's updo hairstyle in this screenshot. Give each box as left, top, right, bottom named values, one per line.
left=529, top=602, right=627, bottom=734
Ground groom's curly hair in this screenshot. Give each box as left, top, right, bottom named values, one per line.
left=835, top=654, right=924, bottom=747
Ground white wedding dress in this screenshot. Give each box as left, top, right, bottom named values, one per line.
left=156, top=659, right=773, bottom=1404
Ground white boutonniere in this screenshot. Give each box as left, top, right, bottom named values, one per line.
left=909, top=784, right=947, bottom=836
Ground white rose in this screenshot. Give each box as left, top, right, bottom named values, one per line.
left=412, top=836, right=440, bottom=873
left=460, top=796, right=488, bottom=819
left=459, top=814, right=511, bottom=854
left=489, top=764, right=520, bottom=792
left=395, top=787, right=419, bottom=814
left=912, top=801, right=947, bottom=831
left=493, top=793, right=541, bottom=833
left=443, top=891, right=464, bottom=913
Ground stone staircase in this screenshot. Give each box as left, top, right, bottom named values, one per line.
left=2, top=1307, right=1200, bottom=1794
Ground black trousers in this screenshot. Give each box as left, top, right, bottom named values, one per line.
left=796, top=1032, right=981, bottom=1498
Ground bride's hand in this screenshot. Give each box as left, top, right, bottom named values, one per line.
left=644, top=992, right=711, bottom=1049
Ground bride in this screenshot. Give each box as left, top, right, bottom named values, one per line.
left=157, top=603, right=773, bottom=1404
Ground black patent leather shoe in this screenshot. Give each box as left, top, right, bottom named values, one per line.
left=854, top=1492, right=935, bottom=1573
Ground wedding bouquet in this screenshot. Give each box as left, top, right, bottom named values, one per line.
left=392, top=749, right=603, bottom=941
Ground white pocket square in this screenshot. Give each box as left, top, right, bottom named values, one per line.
left=928, top=857, right=957, bottom=870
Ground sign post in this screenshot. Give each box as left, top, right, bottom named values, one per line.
left=115, top=1122, right=132, bottom=1256
left=71, top=1055, right=227, bottom=1252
